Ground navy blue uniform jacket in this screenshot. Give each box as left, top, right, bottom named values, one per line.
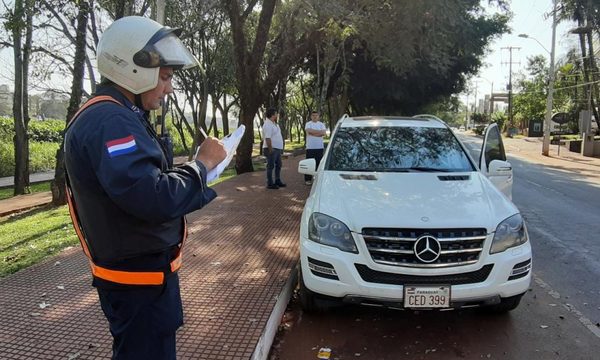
left=64, top=86, right=216, bottom=285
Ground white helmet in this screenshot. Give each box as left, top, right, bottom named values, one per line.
left=97, top=16, right=198, bottom=94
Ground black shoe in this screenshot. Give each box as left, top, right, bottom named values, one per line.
left=267, top=184, right=279, bottom=189
left=275, top=181, right=287, bottom=187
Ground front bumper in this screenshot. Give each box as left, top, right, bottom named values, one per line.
left=300, top=235, right=532, bottom=306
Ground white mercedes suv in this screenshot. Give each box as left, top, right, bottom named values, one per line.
left=297, top=115, right=531, bottom=313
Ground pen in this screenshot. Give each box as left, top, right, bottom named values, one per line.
left=199, top=127, right=208, bottom=139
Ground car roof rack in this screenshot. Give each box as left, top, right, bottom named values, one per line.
left=335, top=114, right=350, bottom=126
left=412, top=114, right=445, bottom=122
left=351, top=115, right=425, bottom=121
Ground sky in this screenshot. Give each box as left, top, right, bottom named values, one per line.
left=0, top=0, right=580, bottom=101
left=474, top=0, right=577, bottom=104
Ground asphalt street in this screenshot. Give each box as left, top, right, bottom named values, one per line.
left=460, top=134, right=600, bottom=330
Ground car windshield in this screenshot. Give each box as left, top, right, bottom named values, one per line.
left=326, top=126, right=474, bottom=172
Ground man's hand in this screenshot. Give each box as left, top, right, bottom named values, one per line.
left=195, top=137, right=226, bottom=170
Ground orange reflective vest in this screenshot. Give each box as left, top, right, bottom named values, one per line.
left=65, top=95, right=185, bottom=286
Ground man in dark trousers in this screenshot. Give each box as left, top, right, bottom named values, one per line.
left=262, top=108, right=286, bottom=189
left=304, top=110, right=326, bottom=185
left=64, top=16, right=226, bottom=359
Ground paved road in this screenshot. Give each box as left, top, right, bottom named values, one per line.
left=269, top=134, right=600, bottom=359
left=0, top=171, right=55, bottom=188
left=460, top=134, right=600, bottom=328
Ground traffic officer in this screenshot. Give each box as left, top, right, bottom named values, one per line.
left=63, top=16, right=226, bottom=359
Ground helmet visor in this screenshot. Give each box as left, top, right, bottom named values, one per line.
left=134, top=33, right=198, bottom=70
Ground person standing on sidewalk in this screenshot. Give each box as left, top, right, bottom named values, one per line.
left=262, top=108, right=286, bottom=189
left=304, top=110, right=327, bottom=185
left=64, top=16, right=226, bottom=359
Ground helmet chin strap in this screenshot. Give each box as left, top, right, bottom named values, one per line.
left=134, top=93, right=144, bottom=110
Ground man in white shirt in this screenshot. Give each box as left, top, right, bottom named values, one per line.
left=304, top=110, right=327, bottom=185
left=262, top=108, right=286, bottom=189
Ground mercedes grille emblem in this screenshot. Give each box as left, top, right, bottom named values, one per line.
left=414, top=235, right=441, bottom=263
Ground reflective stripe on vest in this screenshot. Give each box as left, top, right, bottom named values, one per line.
left=65, top=95, right=186, bottom=286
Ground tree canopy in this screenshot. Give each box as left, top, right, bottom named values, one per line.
left=333, top=0, right=509, bottom=115
left=1, top=0, right=513, bottom=181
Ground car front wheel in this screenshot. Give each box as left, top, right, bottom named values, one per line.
left=485, top=294, right=524, bottom=314
left=298, top=267, right=340, bottom=313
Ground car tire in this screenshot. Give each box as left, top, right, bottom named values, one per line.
left=298, top=267, right=339, bottom=313
left=485, top=294, right=524, bottom=314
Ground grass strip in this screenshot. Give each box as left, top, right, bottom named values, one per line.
left=0, top=181, right=52, bottom=201
left=0, top=205, right=78, bottom=277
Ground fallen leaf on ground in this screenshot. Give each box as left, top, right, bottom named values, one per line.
left=38, top=302, right=51, bottom=309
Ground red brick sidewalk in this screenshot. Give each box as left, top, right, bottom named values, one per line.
left=0, top=192, right=53, bottom=217
left=503, top=137, right=600, bottom=181
left=0, top=156, right=308, bottom=359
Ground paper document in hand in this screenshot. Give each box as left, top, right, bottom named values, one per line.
left=206, top=125, right=246, bottom=182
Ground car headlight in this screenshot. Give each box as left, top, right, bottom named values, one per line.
left=308, top=212, right=358, bottom=253
left=490, top=214, right=529, bottom=254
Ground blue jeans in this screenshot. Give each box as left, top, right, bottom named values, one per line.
left=265, top=148, right=282, bottom=185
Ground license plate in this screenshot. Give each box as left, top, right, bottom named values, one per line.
left=403, top=285, right=451, bottom=308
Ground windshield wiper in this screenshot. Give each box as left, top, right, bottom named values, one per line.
left=405, top=167, right=451, bottom=172
left=336, top=168, right=410, bottom=172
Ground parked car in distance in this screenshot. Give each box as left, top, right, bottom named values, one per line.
left=297, top=115, right=531, bottom=313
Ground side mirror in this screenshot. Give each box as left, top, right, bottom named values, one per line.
left=488, top=159, right=512, bottom=176
left=298, top=158, right=317, bottom=176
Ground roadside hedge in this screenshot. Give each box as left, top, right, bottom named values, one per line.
left=0, top=141, right=59, bottom=177
left=0, top=117, right=63, bottom=177
left=0, top=117, right=65, bottom=142
left=0, top=116, right=195, bottom=177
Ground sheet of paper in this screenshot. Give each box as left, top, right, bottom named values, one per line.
left=206, top=125, right=245, bottom=182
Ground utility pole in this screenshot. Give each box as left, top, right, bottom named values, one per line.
left=473, top=81, right=479, bottom=114
left=489, top=82, right=494, bottom=114
left=542, top=0, right=557, bottom=156
left=502, top=47, right=520, bottom=131
left=465, top=91, right=470, bottom=129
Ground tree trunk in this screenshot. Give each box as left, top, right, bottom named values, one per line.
left=220, top=96, right=230, bottom=136
left=226, top=0, right=320, bottom=172
left=210, top=99, right=219, bottom=137
left=52, top=0, right=90, bottom=206
left=12, top=0, right=29, bottom=196
left=235, top=93, right=261, bottom=174
left=114, top=0, right=134, bottom=19
left=227, top=0, right=277, bottom=174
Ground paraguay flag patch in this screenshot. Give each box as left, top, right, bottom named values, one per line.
left=106, top=135, right=137, bottom=157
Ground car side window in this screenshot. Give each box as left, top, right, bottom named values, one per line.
left=484, top=126, right=506, bottom=167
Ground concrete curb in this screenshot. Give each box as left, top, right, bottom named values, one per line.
left=251, top=262, right=298, bottom=360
